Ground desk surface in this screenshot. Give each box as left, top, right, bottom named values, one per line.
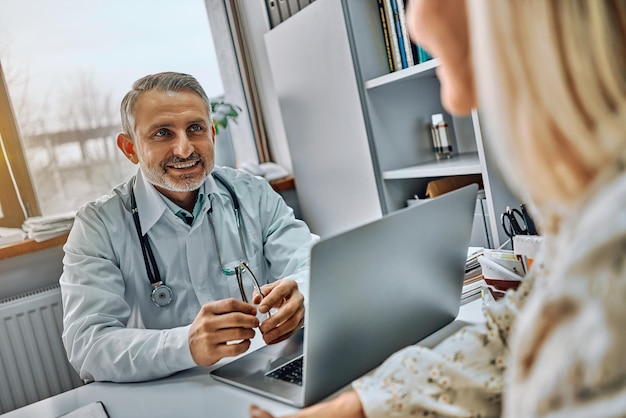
left=2, top=297, right=484, bottom=418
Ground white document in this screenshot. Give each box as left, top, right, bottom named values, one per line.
left=0, top=227, right=25, bottom=246
left=58, top=401, right=109, bottom=418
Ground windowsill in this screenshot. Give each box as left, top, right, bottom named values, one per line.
left=269, top=175, right=295, bottom=192
left=0, top=179, right=294, bottom=261
left=0, top=232, right=68, bottom=261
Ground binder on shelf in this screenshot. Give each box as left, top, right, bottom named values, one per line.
left=409, top=42, right=433, bottom=64
left=277, top=0, right=291, bottom=21
left=287, top=0, right=300, bottom=15
left=266, top=0, right=282, bottom=28
left=416, top=44, right=433, bottom=63
left=389, top=0, right=408, bottom=69
left=377, top=0, right=395, bottom=72
left=383, top=0, right=402, bottom=71
left=298, top=0, right=311, bottom=7
left=398, top=0, right=414, bottom=67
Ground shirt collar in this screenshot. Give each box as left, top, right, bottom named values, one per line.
left=133, top=170, right=208, bottom=233
left=205, top=167, right=235, bottom=204
left=133, top=170, right=167, bottom=235
left=204, top=170, right=221, bottom=196
left=133, top=168, right=234, bottom=232
left=162, top=183, right=207, bottom=222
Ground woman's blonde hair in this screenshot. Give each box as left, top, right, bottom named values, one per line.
left=468, top=1, right=626, bottom=231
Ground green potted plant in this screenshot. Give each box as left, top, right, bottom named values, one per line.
left=210, top=101, right=241, bottom=134
left=210, top=101, right=241, bottom=167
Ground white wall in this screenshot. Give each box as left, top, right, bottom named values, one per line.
left=0, top=247, right=64, bottom=300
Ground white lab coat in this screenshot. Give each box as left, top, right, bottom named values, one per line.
left=60, top=166, right=315, bottom=383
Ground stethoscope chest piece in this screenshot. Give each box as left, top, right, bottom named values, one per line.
left=131, top=172, right=244, bottom=308
left=151, top=283, right=173, bottom=307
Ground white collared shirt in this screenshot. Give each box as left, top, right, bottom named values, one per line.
left=60, top=166, right=315, bottom=383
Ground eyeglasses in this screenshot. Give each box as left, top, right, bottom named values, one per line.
left=220, top=261, right=264, bottom=303
left=207, top=174, right=270, bottom=318
left=221, top=261, right=272, bottom=319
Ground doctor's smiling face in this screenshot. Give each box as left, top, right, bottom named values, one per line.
left=118, top=87, right=215, bottom=207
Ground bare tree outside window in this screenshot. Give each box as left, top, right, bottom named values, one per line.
left=20, top=72, right=135, bottom=214
left=0, top=0, right=225, bottom=216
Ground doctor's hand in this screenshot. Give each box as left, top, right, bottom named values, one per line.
left=188, top=298, right=259, bottom=367
left=253, top=279, right=304, bottom=345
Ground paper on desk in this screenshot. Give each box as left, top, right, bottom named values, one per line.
left=0, top=227, right=25, bottom=246
left=57, top=401, right=109, bottom=418
left=478, top=256, right=524, bottom=282
left=478, top=253, right=525, bottom=300
left=482, top=248, right=526, bottom=276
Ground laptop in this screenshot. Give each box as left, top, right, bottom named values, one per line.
left=210, top=184, right=478, bottom=407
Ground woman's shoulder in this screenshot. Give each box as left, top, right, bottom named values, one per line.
left=503, top=171, right=626, bottom=416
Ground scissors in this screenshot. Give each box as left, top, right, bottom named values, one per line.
left=501, top=206, right=528, bottom=239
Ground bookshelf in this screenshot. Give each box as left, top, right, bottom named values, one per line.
left=364, top=57, right=440, bottom=89
left=382, top=152, right=482, bottom=180
left=265, top=0, right=317, bottom=29
left=263, top=0, right=520, bottom=247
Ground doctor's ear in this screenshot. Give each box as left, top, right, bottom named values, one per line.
left=117, top=133, right=138, bottom=164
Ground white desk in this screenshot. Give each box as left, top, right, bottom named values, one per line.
left=2, top=297, right=484, bottom=418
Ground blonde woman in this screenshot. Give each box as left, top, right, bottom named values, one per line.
left=251, top=0, right=626, bottom=416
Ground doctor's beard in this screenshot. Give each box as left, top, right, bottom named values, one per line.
left=139, top=153, right=213, bottom=193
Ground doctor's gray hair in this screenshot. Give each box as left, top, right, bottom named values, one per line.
left=120, top=72, right=212, bottom=140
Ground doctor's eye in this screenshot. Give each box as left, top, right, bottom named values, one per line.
left=188, top=123, right=205, bottom=133
left=154, top=128, right=169, bottom=137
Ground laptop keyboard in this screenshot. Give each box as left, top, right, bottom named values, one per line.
left=266, top=356, right=304, bottom=386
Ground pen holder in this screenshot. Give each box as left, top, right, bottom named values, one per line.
left=431, top=113, right=453, bottom=160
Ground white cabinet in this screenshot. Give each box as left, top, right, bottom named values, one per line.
left=264, top=0, right=520, bottom=247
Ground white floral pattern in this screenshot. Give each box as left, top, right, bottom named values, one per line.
left=353, top=170, right=626, bottom=417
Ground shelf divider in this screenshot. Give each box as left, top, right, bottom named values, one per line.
left=365, top=59, right=440, bottom=90
left=382, top=152, right=481, bottom=179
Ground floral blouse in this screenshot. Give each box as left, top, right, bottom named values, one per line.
left=353, top=170, right=626, bottom=417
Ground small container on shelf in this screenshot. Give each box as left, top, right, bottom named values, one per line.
left=431, top=113, right=453, bottom=160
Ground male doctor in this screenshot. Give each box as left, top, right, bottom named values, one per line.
left=60, top=72, right=315, bottom=383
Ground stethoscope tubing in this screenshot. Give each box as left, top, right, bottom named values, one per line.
left=130, top=172, right=250, bottom=307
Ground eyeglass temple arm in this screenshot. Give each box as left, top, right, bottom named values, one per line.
left=236, top=267, right=249, bottom=303
left=237, top=264, right=272, bottom=318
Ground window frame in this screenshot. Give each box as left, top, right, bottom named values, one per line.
left=0, top=2, right=268, bottom=228
left=0, top=60, right=40, bottom=228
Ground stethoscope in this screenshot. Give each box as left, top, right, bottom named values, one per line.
left=130, top=172, right=265, bottom=307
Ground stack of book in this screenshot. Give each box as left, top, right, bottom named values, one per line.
left=478, top=249, right=526, bottom=301
left=377, top=0, right=433, bottom=72
left=22, top=211, right=76, bottom=242
left=462, top=247, right=485, bottom=300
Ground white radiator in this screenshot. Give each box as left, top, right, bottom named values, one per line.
left=0, top=284, right=83, bottom=414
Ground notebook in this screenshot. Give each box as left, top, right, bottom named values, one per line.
left=210, top=184, right=478, bottom=407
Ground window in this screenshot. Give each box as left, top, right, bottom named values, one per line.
left=0, top=63, right=38, bottom=228
left=0, top=131, right=24, bottom=224
left=0, top=0, right=256, bottom=228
